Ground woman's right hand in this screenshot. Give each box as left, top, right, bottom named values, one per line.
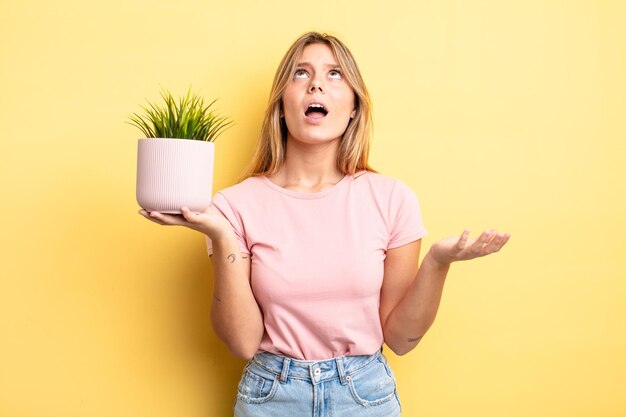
left=138, top=206, right=233, bottom=240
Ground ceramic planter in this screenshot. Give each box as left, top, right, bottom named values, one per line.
left=136, top=138, right=214, bottom=214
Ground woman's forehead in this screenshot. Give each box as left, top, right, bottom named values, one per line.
left=297, top=43, right=339, bottom=66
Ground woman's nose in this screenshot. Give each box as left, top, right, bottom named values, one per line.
left=308, top=78, right=324, bottom=93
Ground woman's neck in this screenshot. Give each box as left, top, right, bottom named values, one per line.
left=269, top=137, right=344, bottom=192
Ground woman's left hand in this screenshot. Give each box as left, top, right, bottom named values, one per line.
left=429, top=230, right=511, bottom=267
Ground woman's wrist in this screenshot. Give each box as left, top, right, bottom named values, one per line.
left=425, top=246, right=453, bottom=270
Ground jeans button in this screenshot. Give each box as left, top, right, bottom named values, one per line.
left=314, top=368, right=321, bottom=376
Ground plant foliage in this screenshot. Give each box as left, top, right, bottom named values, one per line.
left=127, top=88, right=233, bottom=141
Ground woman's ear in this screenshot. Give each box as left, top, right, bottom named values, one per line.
left=350, top=110, right=356, bottom=119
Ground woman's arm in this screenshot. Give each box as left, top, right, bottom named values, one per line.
left=139, top=207, right=264, bottom=360
left=380, top=230, right=510, bottom=356
left=210, top=233, right=264, bottom=360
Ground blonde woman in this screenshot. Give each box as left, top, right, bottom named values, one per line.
left=139, top=31, right=510, bottom=416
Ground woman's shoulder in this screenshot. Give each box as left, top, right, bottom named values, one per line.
left=214, top=175, right=266, bottom=200
left=353, top=170, right=411, bottom=191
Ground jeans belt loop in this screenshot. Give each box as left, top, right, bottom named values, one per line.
left=335, top=356, right=348, bottom=385
left=278, top=357, right=290, bottom=384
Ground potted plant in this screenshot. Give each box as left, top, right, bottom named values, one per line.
left=128, top=88, right=232, bottom=214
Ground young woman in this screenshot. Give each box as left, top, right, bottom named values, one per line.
left=139, top=31, right=510, bottom=417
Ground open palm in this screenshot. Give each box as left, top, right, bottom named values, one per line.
left=430, top=229, right=510, bottom=266
left=138, top=206, right=232, bottom=238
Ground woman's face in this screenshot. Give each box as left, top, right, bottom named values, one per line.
left=281, top=43, right=356, bottom=146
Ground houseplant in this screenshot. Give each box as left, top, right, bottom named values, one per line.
left=128, top=88, right=232, bottom=214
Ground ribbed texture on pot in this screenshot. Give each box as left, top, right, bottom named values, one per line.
left=136, top=138, right=214, bottom=214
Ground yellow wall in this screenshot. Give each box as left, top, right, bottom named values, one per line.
left=1, top=1, right=625, bottom=416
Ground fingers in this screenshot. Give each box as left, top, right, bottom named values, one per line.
left=483, top=231, right=511, bottom=253
left=138, top=209, right=166, bottom=225
left=456, top=229, right=471, bottom=250
left=181, top=207, right=200, bottom=223
left=470, top=230, right=511, bottom=256
left=138, top=209, right=186, bottom=226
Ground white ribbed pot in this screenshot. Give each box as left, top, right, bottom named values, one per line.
left=136, top=138, right=214, bottom=214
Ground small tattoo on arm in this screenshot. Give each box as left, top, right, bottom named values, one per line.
left=408, top=336, right=423, bottom=344
left=227, top=253, right=236, bottom=263
left=214, top=295, right=222, bottom=303
left=242, top=255, right=248, bottom=259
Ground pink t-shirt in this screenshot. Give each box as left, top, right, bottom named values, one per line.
left=206, top=171, right=427, bottom=360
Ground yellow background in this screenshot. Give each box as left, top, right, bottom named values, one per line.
left=1, top=0, right=624, bottom=416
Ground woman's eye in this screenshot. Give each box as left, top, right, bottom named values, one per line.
left=294, top=69, right=308, bottom=79
left=329, top=70, right=342, bottom=79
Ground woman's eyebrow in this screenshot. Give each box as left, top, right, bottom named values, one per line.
left=295, top=62, right=341, bottom=68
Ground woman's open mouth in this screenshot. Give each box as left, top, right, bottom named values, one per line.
left=304, top=103, right=328, bottom=120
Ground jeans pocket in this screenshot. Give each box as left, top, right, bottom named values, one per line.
left=236, top=367, right=279, bottom=404
left=347, top=358, right=398, bottom=407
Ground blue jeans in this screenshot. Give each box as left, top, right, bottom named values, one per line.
left=234, top=349, right=402, bottom=416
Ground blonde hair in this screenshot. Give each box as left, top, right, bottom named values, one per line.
left=242, top=31, right=376, bottom=179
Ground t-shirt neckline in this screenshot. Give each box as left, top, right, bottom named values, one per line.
left=259, top=173, right=353, bottom=199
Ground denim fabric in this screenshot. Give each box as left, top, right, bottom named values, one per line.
left=234, top=349, right=402, bottom=417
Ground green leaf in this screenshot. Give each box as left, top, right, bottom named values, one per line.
left=126, top=87, right=233, bottom=141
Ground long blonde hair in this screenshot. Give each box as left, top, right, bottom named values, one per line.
left=243, top=31, right=376, bottom=179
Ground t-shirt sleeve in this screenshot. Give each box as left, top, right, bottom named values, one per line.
left=205, top=191, right=251, bottom=257
left=387, top=181, right=428, bottom=249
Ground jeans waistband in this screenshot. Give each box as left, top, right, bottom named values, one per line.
left=250, top=349, right=384, bottom=385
